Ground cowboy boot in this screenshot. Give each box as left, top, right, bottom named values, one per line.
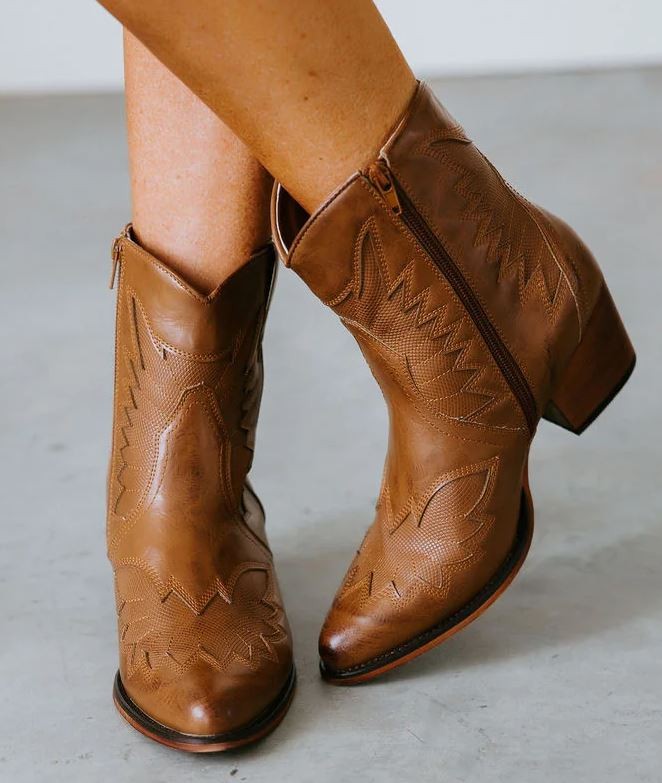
left=272, top=82, right=635, bottom=684
left=107, top=227, right=294, bottom=749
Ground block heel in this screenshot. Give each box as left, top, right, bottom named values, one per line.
left=543, top=285, right=636, bottom=435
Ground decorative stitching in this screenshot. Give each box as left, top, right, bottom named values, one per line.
left=330, top=212, right=526, bottom=432
left=339, top=457, right=499, bottom=604
left=115, top=560, right=287, bottom=685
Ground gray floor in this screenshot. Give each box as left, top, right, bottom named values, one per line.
left=1, top=68, right=661, bottom=783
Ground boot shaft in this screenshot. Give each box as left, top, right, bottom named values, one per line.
left=107, top=228, right=276, bottom=572
left=273, top=82, right=607, bottom=434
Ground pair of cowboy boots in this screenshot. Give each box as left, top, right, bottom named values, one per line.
left=107, top=83, right=635, bottom=750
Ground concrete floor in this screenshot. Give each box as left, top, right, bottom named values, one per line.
left=1, top=68, right=661, bottom=782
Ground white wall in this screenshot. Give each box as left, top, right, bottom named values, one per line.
left=379, top=0, right=662, bottom=75
left=2, top=2, right=123, bottom=94
left=2, top=0, right=661, bottom=94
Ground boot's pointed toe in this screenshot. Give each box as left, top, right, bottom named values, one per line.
left=115, top=656, right=295, bottom=747
left=319, top=601, right=432, bottom=679
left=318, top=483, right=534, bottom=682
left=318, top=604, right=391, bottom=676
left=318, top=614, right=358, bottom=674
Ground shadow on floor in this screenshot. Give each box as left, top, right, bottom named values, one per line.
left=277, top=506, right=661, bottom=685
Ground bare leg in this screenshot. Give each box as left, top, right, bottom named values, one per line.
left=124, top=31, right=272, bottom=292
left=101, top=2, right=416, bottom=213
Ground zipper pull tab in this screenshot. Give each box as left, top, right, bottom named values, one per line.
left=367, top=160, right=402, bottom=216
left=109, top=223, right=131, bottom=289
left=109, top=238, right=121, bottom=290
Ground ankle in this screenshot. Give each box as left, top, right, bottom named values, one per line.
left=131, top=214, right=271, bottom=295
left=270, top=72, right=417, bottom=214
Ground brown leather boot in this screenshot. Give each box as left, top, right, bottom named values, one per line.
left=272, top=82, right=635, bottom=684
left=107, top=227, right=294, bottom=749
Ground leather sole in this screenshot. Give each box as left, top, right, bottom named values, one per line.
left=320, top=483, right=534, bottom=685
left=113, top=666, right=296, bottom=753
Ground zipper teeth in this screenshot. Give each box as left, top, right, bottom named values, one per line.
left=392, top=176, right=538, bottom=433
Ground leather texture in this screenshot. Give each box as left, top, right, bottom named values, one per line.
left=272, top=82, right=616, bottom=677
left=107, top=229, right=293, bottom=735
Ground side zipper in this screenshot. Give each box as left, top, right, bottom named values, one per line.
left=367, top=159, right=538, bottom=433
left=109, top=223, right=131, bottom=290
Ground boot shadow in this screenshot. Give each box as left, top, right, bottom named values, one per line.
left=274, top=504, right=660, bottom=685
left=380, top=523, right=661, bottom=683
